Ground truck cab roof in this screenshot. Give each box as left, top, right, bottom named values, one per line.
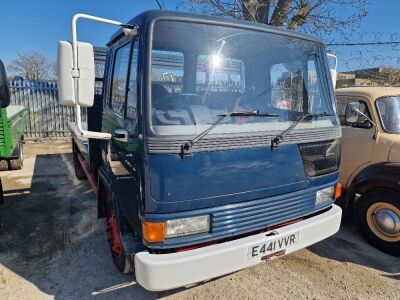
left=108, top=9, right=323, bottom=47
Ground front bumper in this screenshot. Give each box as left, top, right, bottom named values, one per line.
left=135, top=204, right=342, bottom=291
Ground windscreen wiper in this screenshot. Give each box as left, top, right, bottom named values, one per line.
left=181, top=110, right=278, bottom=157
left=270, top=112, right=334, bottom=150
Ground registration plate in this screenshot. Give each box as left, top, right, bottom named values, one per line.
left=247, top=232, right=299, bottom=259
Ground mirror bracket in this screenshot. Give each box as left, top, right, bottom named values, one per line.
left=66, top=13, right=133, bottom=140
left=71, top=69, right=80, bottom=78
left=123, top=26, right=139, bottom=37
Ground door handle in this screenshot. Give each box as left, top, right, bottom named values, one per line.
left=114, top=129, right=128, bottom=143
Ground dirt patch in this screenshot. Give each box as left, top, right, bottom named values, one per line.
left=0, top=140, right=399, bottom=300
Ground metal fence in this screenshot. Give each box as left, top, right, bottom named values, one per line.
left=8, top=80, right=88, bottom=138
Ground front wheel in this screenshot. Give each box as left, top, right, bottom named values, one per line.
left=357, top=189, right=400, bottom=256
left=106, top=196, right=134, bottom=274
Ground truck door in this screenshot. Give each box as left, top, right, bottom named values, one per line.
left=337, top=96, right=376, bottom=187
left=103, top=39, right=139, bottom=169
left=102, top=38, right=141, bottom=228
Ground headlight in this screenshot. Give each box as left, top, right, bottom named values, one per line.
left=316, top=186, right=335, bottom=205
left=166, top=215, right=210, bottom=238
left=298, top=139, right=341, bottom=177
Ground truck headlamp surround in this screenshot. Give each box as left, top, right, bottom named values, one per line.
left=316, top=186, right=335, bottom=205
left=166, top=215, right=210, bottom=238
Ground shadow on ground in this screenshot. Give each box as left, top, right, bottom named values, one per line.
left=1, top=148, right=399, bottom=299
left=308, top=216, right=400, bottom=279
left=0, top=152, right=178, bottom=299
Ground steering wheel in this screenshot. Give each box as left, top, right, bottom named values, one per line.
left=152, top=93, right=204, bottom=125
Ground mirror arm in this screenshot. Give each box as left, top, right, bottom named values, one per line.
left=352, top=108, right=376, bottom=127
left=352, top=107, right=378, bottom=139
left=71, top=13, right=134, bottom=140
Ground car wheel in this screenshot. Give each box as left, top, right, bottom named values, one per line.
left=0, top=160, right=8, bottom=171
left=10, top=141, right=23, bottom=170
left=357, top=189, right=400, bottom=257
left=106, top=193, right=134, bottom=274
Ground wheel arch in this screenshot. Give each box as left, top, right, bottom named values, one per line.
left=98, top=166, right=139, bottom=234
left=347, top=162, right=400, bottom=206
left=98, top=166, right=113, bottom=219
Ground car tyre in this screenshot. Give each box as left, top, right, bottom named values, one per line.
left=10, top=141, right=23, bottom=170
left=0, top=160, right=8, bottom=171
left=106, top=193, right=134, bottom=274
left=356, top=189, right=400, bottom=257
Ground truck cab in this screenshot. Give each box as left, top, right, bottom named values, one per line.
left=336, top=86, right=400, bottom=256
left=59, top=10, right=342, bottom=291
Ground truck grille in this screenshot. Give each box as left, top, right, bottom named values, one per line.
left=211, top=187, right=318, bottom=235
left=145, top=183, right=336, bottom=249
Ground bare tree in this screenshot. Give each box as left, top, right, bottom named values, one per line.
left=177, top=0, right=368, bottom=42
left=8, top=51, right=53, bottom=81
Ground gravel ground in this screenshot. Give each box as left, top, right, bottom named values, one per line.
left=0, top=140, right=399, bottom=300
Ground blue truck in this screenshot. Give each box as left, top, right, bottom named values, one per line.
left=57, top=10, right=342, bottom=291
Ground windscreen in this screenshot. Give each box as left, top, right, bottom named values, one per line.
left=376, top=96, right=400, bottom=133
left=150, top=20, right=337, bottom=136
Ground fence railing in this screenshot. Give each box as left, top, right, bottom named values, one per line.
left=8, top=80, right=90, bottom=138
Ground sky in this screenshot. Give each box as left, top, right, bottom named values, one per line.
left=0, top=0, right=399, bottom=72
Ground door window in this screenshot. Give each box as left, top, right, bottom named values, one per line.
left=110, top=43, right=131, bottom=116
left=337, top=98, right=372, bottom=128
left=126, top=45, right=138, bottom=120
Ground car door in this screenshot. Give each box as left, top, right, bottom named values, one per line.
left=336, top=96, right=376, bottom=187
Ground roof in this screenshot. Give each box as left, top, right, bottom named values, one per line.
left=335, top=86, right=400, bottom=101
left=108, top=9, right=322, bottom=46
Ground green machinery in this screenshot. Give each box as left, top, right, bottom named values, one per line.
left=0, top=60, right=27, bottom=171
left=0, top=106, right=28, bottom=170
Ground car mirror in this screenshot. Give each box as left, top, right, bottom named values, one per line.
left=0, top=59, right=10, bottom=108
left=345, top=101, right=361, bottom=123
left=57, top=40, right=95, bottom=107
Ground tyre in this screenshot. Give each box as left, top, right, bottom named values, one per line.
left=10, top=141, right=23, bottom=170
left=356, top=189, right=400, bottom=256
left=106, top=193, right=134, bottom=274
left=0, top=160, right=8, bottom=171
left=73, top=143, right=87, bottom=180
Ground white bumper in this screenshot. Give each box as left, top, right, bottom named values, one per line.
left=135, top=204, right=342, bottom=291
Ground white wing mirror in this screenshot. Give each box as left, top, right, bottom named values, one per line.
left=57, top=13, right=136, bottom=140
left=57, top=40, right=95, bottom=107
left=327, top=53, right=337, bottom=89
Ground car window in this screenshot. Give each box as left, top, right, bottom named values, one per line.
left=110, top=42, right=131, bottom=116
left=151, top=50, right=184, bottom=95
left=376, top=96, right=400, bottom=133
left=337, top=97, right=372, bottom=128
left=336, top=97, right=347, bottom=125
left=126, top=44, right=138, bottom=120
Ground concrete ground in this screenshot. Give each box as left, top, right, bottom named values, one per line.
left=0, top=140, right=399, bottom=300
